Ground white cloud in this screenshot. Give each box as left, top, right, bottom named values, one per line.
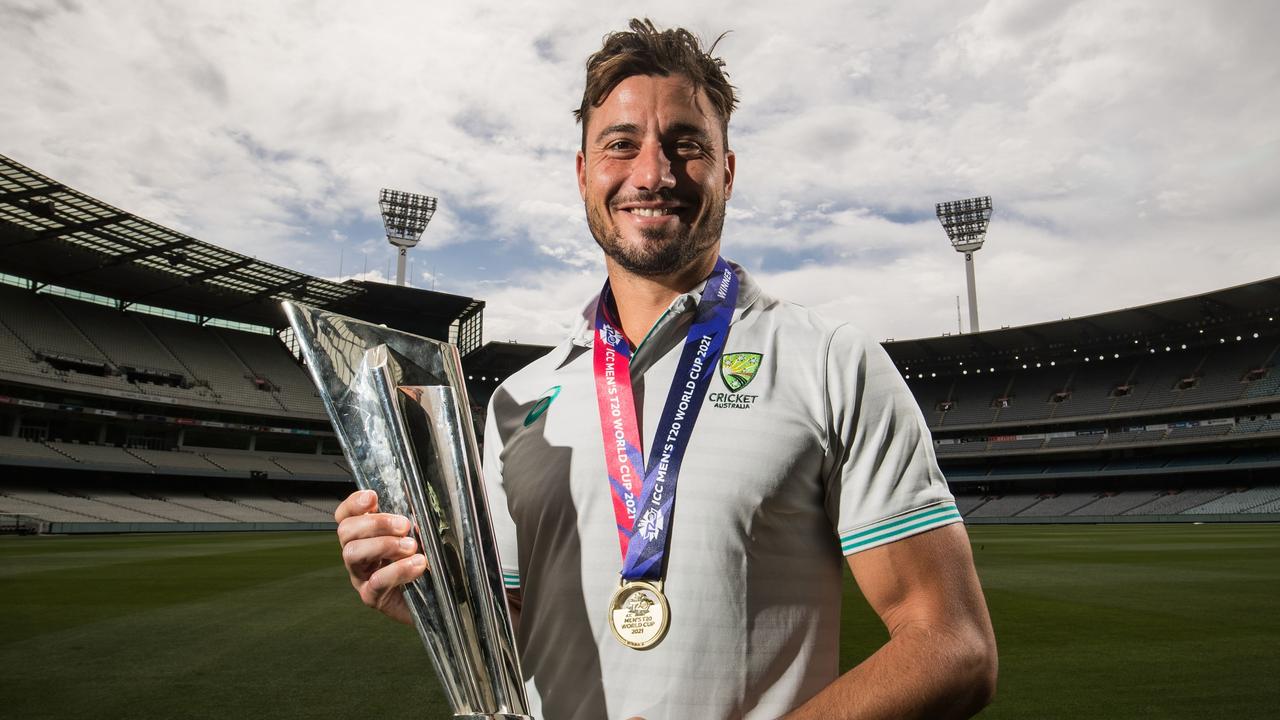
left=2, top=0, right=1277, bottom=345
left=478, top=268, right=604, bottom=346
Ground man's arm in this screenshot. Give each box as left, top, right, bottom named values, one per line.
left=783, top=522, right=997, bottom=720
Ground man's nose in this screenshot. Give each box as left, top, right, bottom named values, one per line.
left=631, top=142, right=676, bottom=191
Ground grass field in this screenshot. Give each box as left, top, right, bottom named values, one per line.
left=1, top=524, right=1277, bottom=719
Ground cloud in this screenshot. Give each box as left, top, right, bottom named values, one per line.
left=3, top=1, right=1277, bottom=345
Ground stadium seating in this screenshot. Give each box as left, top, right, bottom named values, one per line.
left=937, top=374, right=1009, bottom=427
left=948, top=486, right=1280, bottom=519
left=86, top=490, right=225, bottom=522
left=156, top=492, right=291, bottom=522
left=1016, top=491, right=1099, bottom=516
left=0, top=284, right=325, bottom=418
left=1245, top=497, right=1280, bottom=513
left=1102, top=429, right=1167, bottom=445
left=995, top=366, right=1075, bottom=424
left=953, top=494, right=989, bottom=516
left=1183, top=486, right=1280, bottom=514
left=46, top=441, right=153, bottom=471
left=0, top=320, right=39, bottom=376
left=234, top=495, right=335, bottom=522
left=137, top=314, right=286, bottom=412
left=935, top=441, right=991, bottom=455
left=0, top=435, right=349, bottom=485
left=269, top=454, right=350, bottom=480
left=1046, top=361, right=1130, bottom=418
left=0, top=285, right=108, bottom=362
left=1044, top=435, right=1103, bottom=449
left=1230, top=417, right=1280, bottom=434
left=0, top=435, right=66, bottom=464
left=966, top=494, right=1041, bottom=517
left=127, top=448, right=223, bottom=473
left=1068, top=491, right=1159, bottom=516
left=913, top=339, right=1280, bottom=432
left=1123, top=488, right=1228, bottom=515
left=50, top=296, right=187, bottom=375
left=1165, top=424, right=1233, bottom=441
left=0, top=478, right=345, bottom=527
left=214, top=329, right=322, bottom=414
left=907, top=376, right=955, bottom=426
left=989, top=438, right=1047, bottom=451
left=1244, top=372, right=1280, bottom=399
left=4, top=261, right=1277, bottom=531
left=1231, top=419, right=1266, bottom=434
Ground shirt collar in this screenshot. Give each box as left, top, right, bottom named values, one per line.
left=568, top=259, right=763, bottom=348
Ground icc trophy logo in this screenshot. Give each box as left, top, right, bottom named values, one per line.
left=636, top=507, right=664, bottom=542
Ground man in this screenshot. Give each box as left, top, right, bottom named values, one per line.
left=336, top=19, right=997, bottom=720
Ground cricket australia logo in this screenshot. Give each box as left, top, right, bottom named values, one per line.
left=720, top=352, right=762, bottom=392
left=709, top=352, right=764, bottom=410
left=636, top=507, right=664, bottom=542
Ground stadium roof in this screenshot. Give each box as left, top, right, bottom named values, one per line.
left=885, top=274, right=1280, bottom=369
left=463, top=340, right=554, bottom=379
left=0, top=153, right=479, bottom=334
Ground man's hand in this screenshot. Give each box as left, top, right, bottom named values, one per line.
left=334, top=489, right=426, bottom=625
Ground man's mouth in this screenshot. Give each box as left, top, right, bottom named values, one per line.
left=625, top=207, right=677, bottom=218
left=614, top=199, right=689, bottom=221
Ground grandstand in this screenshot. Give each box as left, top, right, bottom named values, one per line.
left=887, top=275, right=1280, bottom=523
left=1, top=150, right=1277, bottom=532
left=0, top=153, right=495, bottom=533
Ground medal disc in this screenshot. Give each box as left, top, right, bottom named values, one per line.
left=607, top=581, right=670, bottom=650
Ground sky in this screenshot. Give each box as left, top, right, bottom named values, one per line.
left=2, top=0, right=1278, bottom=346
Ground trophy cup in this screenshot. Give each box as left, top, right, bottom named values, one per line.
left=283, top=301, right=532, bottom=720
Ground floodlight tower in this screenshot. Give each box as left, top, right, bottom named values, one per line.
left=379, top=188, right=438, bottom=286
left=936, top=196, right=993, bottom=333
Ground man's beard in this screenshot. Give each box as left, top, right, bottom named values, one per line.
left=587, top=196, right=725, bottom=278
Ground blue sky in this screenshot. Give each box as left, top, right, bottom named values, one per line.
left=3, top=0, right=1278, bottom=345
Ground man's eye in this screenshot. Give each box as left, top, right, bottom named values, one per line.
left=607, top=140, right=636, bottom=152
left=675, top=141, right=704, bottom=156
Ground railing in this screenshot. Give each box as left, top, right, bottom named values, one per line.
left=0, top=513, right=47, bottom=534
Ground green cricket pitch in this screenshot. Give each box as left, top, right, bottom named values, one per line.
left=1, top=523, right=1276, bottom=718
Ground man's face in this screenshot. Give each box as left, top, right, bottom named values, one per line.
left=576, top=73, right=735, bottom=278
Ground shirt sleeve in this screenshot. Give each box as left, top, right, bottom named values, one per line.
left=822, top=323, right=961, bottom=555
left=483, top=393, right=522, bottom=590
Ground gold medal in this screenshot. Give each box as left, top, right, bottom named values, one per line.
left=607, top=580, right=670, bottom=650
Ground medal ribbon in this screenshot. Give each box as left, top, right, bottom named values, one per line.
left=592, top=257, right=739, bottom=581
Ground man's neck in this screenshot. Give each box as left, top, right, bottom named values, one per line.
left=605, top=253, right=719, bottom=346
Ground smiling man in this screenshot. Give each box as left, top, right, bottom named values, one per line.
left=335, top=18, right=997, bottom=720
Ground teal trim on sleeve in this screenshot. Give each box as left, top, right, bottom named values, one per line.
left=839, top=502, right=963, bottom=555
left=502, top=571, right=521, bottom=589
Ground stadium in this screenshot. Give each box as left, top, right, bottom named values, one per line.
left=2, top=151, right=1277, bottom=718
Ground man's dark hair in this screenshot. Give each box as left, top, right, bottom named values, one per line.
left=575, top=18, right=738, bottom=148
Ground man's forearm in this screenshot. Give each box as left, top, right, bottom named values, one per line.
left=782, top=620, right=996, bottom=720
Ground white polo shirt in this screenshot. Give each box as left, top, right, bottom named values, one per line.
left=483, top=262, right=959, bottom=720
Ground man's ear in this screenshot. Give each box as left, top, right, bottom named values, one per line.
left=724, top=149, right=736, bottom=201
left=576, top=149, right=587, bottom=201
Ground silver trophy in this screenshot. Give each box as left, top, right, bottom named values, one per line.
left=283, top=301, right=531, bottom=720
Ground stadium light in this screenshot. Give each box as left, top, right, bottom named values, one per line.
left=379, top=188, right=438, bottom=286
left=936, top=196, right=993, bottom=333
